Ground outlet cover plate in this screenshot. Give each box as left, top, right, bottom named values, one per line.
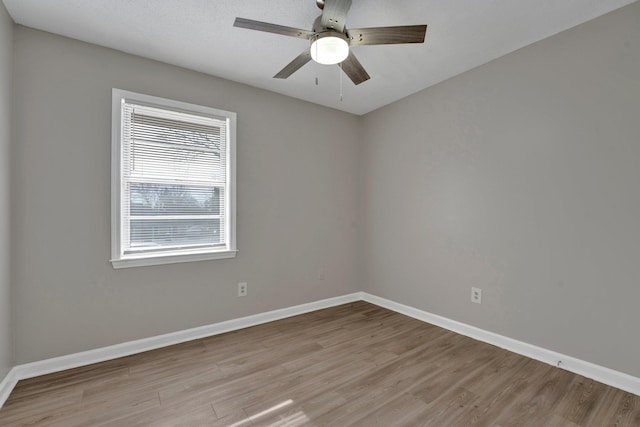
left=471, top=287, right=482, bottom=304
left=238, top=282, right=247, bottom=297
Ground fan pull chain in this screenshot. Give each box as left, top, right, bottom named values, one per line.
left=339, top=63, right=343, bottom=102
left=315, top=39, right=319, bottom=86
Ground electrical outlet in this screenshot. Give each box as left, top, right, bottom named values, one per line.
left=238, top=282, right=247, bottom=297
left=471, top=287, right=482, bottom=304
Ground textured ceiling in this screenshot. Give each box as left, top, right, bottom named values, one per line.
left=3, top=0, right=637, bottom=115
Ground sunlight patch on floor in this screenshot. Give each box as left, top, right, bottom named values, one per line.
left=229, top=399, right=294, bottom=426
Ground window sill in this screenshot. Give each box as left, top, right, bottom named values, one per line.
left=111, top=249, right=238, bottom=269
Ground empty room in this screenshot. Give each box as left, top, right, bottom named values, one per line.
left=0, top=0, right=639, bottom=425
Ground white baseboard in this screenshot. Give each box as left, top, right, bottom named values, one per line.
left=1, top=290, right=637, bottom=410
left=0, top=292, right=362, bottom=409
left=0, top=367, right=18, bottom=409
left=361, top=292, right=640, bottom=397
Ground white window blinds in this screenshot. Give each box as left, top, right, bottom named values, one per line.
left=112, top=90, right=236, bottom=267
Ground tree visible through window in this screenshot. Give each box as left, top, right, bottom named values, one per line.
left=111, top=89, right=237, bottom=268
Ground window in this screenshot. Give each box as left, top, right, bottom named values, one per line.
left=111, top=89, right=237, bottom=268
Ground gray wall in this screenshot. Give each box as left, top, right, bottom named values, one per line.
left=0, top=2, right=13, bottom=379
left=11, top=27, right=361, bottom=364
left=361, top=2, right=640, bottom=377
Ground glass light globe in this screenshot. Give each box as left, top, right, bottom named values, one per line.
left=310, top=35, right=349, bottom=65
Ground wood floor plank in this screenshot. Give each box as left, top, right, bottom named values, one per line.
left=349, top=392, right=432, bottom=426
left=1, top=302, right=638, bottom=426
left=250, top=391, right=347, bottom=426
left=490, top=364, right=569, bottom=426
left=240, top=352, right=378, bottom=420
left=418, top=386, right=479, bottom=427
left=610, top=392, right=640, bottom=425
left=554, top=376, right=615, bottom=425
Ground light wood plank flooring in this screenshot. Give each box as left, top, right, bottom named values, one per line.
left=1, top=301, right=638, bottom=426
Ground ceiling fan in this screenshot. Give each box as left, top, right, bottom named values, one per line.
left=233, top=0, right=427, bottom=85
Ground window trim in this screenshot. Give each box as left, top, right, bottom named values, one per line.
left=111, top=89, right=237, bottom=269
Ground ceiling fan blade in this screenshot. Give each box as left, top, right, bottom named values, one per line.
left=347, top=25, right=427, bottom=46
left=274, top=49, right=312, bottom=79
left=234, top=17, right=313, bottom=40
left=320, top=0, right=352, bottom=32
left=340, top=51, right=370, bottom=85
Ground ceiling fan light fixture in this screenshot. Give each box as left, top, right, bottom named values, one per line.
left=310, top=32, right=349, bottom=65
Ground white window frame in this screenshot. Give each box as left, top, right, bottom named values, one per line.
left=111, top=89, right=237, bottom=268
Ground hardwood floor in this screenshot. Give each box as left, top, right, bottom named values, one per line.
left=1, top=301, right=638, bottom=426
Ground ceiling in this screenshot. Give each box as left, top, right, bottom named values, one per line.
left=3, top=0, right=636, bottom=115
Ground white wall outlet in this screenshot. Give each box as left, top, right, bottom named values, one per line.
left=471, top=287, right=482, bottom=304
left=238, top=282, right=247, bottom=297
